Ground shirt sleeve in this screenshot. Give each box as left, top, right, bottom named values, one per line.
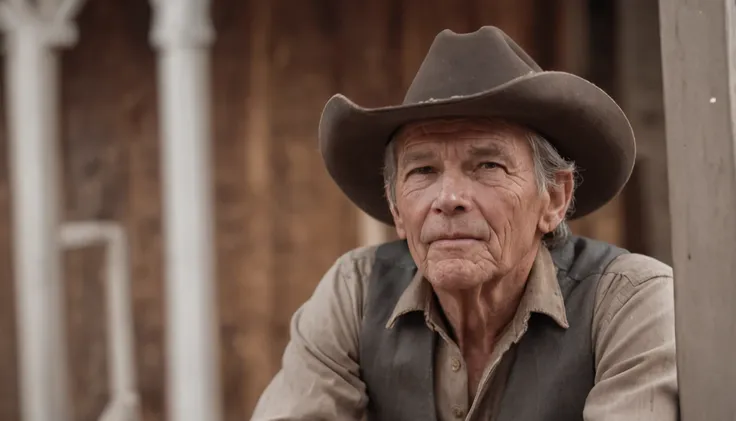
left=585, top=253, right=679, bottom=421
left=250, top=249, right=373, bottom=420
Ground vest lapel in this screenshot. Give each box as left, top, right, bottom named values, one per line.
left=360, top=241, right=438, bottom=421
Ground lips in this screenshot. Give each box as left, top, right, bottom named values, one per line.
left=428, top=232, right=484, bottom=242
left=421, top=220, right=490, bottom=244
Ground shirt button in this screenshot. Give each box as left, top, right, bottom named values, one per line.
left=451, top=357, right=462, bottom=372
left=452, top=405, right=465, bottom=419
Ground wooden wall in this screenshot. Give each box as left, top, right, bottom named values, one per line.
left=0, top=1, right=630, bottom=420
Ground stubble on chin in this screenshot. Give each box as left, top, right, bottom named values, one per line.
left=423, top=255, right=497, bottom=291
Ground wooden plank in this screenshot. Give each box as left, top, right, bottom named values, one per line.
left=267, top=0, right=359, bottom=382
left=471, top=0, right=537, bottom=58
left=555, top=0, right=625, bottom=247
left=617, top=0, right=671, bottom=263
left=209, top=0, right=278, bottom=417
left=659, top=0, right=736, bottom=418
left=554, top=0, right=588, bottom=76
left=552, top=0, right=598, bottom=241
left=60, top=1, right=165, bottom=420
left=338, top=0, right=400, bottom=245
left=402, top=0, right=475, bottom=89
left=209, top=0, right=255, bottom=420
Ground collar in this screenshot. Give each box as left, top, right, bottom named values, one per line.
left=510, top=246, right=569, bottom=338
left=385, top=269, right=433, bottom=329
left=385, top=246, right=569, bottom=332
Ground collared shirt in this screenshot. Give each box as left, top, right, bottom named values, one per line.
left=251, top=244, right=679, bottom=421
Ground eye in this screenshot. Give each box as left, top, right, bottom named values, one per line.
left=408, top=166, right=435, bottom=176
left=478, top=162, right=501, bottom=170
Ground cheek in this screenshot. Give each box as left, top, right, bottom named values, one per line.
left=478, top=185, right=541, bottom=245
left=397, top=181, right=439, bottom=228
left=395, top=187, right=436, bottom=259
left=401, top=178, right=440, bottom=206
left=479, top=187, right=520, bottom=225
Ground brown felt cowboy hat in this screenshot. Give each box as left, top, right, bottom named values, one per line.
left=318, top=26, right=636, bottom=224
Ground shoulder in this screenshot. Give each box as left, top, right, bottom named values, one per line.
left=585, top=250, right=678, bottom=418
left=596, top=249, right=674, bottom=312
left=321, top=243, right=383, bottom=320
left=592, top=250, right=675, bottom=346
left=284, top=244, right=383, bottom=357
left=333, top=245, right=380, bottom=283
left=330, top=239, right=411, bottom=286
left=604, top=252, right=673, bottom=282
left=327, top=240, right=415, bottom=321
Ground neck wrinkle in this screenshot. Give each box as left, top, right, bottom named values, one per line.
left=434, top=243, right=539, bottom=353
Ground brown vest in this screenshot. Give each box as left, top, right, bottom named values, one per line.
left=359, top=236, right=626, bottom=421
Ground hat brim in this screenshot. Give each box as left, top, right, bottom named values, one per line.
left=318, top=71, right=636, bottom=225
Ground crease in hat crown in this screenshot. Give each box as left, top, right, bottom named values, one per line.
left=402, top=26, right=543, bottom=106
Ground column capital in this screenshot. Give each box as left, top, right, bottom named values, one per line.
left=149, top=0, right=215, bottom=50
left=0, top=0, right=86, bottom=49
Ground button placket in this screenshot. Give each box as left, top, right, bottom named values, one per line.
left=451, top=357, right=462, bottom=372
left=452, top=405, right=465, bottom=419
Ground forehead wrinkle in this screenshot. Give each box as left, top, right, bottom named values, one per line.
left=468, top=143, right=510, bottom=160
left=399, top=130, right=521, bottom=161
left=399, top=147, right=436, bottom=168
left=393, top=118, right=535, bottom=172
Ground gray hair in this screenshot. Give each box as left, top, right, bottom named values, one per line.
left=382, top=129, right=577, bottom=249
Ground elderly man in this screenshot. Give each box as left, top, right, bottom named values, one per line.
left=252, top=26, right=677, bottom=420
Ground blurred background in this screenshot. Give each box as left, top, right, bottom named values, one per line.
left=0, top=0, right=670, bottom=420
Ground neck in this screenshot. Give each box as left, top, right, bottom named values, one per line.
left=434, top=245, right=539, bottom=354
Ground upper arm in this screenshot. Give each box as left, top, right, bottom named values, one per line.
left=585, top=254, right=679, bottom=421
left=251, top=248, right=374, bottom=420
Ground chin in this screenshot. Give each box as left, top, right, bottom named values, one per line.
left=424, top=259, right=489, bottom=291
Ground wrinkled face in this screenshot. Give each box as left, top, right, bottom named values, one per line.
left=389, top=118, right=568, bottom=291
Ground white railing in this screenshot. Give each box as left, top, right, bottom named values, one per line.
left=60, top=222, right=140, bottom=421
left=2, top=1, right=221, bottom=420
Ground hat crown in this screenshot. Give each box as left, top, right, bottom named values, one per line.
left=403, top=26, right=543, bottom=105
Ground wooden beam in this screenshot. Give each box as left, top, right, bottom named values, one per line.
left=659, top=0, right=736, bottom=418
left=338, top=0, right=398, bottom=247
left=242, top=0, right=277, bottom=412
left=617, top=0, right=671, bottom=263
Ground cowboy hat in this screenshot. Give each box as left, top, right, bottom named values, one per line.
left=318, top=26, right=635, bottom=224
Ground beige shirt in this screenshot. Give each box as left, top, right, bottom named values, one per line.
left=251, top=244, right=679, bottom=420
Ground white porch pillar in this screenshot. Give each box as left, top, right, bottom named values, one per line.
left=358, top=212, right=389, bottom=246
left=0, top=2, right=84, bottom=421
left=149, top=2, right=222, bottom=421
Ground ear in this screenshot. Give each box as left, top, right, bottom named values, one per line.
left=538, top=170, right=574, bottom=235
left=387, top=188, right=407, bottom=239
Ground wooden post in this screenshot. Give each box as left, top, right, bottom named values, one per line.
left=659, top=0, right=736, bottom=418
left=149, top=1, right=222, bottom=420
left=242, top=0, right=277, bottom=411
left=617, top=0, right=671, bottom=263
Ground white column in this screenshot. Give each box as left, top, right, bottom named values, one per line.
left=0, top=2, right=84, bottom=421
left=358, top=211, right=388, bottom=246
left=149, top=2, right=222, bottom=421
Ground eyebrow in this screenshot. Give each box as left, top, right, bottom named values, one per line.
left=398, top=142, right=514, bottom=168
left=468, top=144, right=512, bottom=161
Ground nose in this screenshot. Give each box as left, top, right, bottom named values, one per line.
left=432, top=170, right=473, bottom=216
